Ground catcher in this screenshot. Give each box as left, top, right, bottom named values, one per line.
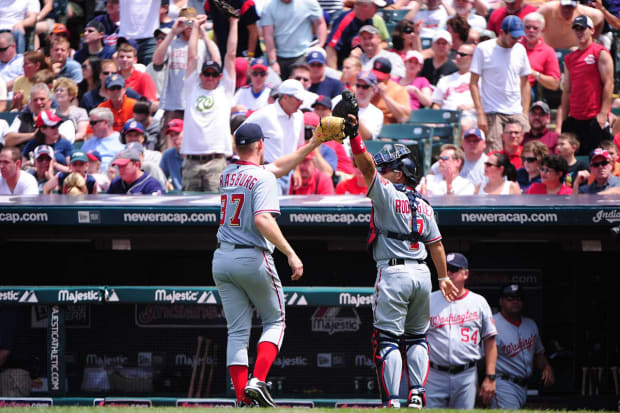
left=318, top=91, right=459, bottom=408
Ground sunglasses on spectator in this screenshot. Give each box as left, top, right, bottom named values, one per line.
left=446, top=264, right=461, bottom=273
left=108, top=86, right=122, bottom=91
left=403, top=27, right=414, bottom=34
left=89, top=119, right=104, bottom=126
left=355, top=83, right=371, bottom=89
left=439, top=155, right=453, bottom=161
left=456, top=51, right=471, bottom=57
left=521, top=156, right=538, bottom=163
left=484, top=162, right=499, bottom=168
left=251, top=71, right=267, bottom=77
left=201, top=71, right=220, bottom=77
left=591, top=160, right=609, bottom=167
left=102, top=71, right=114, bottom=75
left=294, top=76, right=309, bottom=82
left=0, top=46, right=10, bottom=52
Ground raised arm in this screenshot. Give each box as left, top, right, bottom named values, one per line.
left=266, top=137, right=322, bottom=178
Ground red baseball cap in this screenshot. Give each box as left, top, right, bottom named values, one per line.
left=36, top=110, right=63, bottom=128
left=166, top=119, right=184, bottom=134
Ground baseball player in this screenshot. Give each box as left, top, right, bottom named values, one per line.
left=212, top=122, right=324, bottom=407
left=338, top=109, right=458, bottom=408
left=426, top=252, right=497, bottom=409
left=492, top=284, right=555, bottom=409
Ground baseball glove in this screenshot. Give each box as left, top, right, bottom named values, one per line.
left=315, top=116, right=346, bottom=144
left=212, top=0, right=240, bottom=18
left=332, top=89, right=359, bottom=139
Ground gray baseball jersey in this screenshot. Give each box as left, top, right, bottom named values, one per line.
left=367, top=173, right=442, bottom=262
left=212, top=161, right=286, bottom=367
left=216, top=162, right=280, bottom=252
left=425, top=290, right=497, bottom=409
left=494, top=312, right=544, bottom=379
left=428, top=290, right=497, bottom=366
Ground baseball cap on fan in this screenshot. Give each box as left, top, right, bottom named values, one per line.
left=371, top=57, right=392, bottom=81
left=355, top=0, right=387, bottom=7
left=34, top=145, right=54, bottom=160
left=502, top=15, right=525, bottom=37
left=278, top=79, right=306, bottom=101
left=463, top=127, right=485, bottom=141
left=572, top=15, right=594, bottom=29
left=560, top=0, right=578, bottom=6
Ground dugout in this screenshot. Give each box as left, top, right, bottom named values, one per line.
left=0, top=194, right=618, bottom=409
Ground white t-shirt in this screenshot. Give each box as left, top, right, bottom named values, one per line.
left=0, top=0, right=39, bottom=30
left=470, top=39, right=531, bottom=115
left=0, top=171, right=38, bottom=195
left=417, top=174, right=475, bottom=195
left=359, top=103, right=384, bottom=140
left=415, top=7, right=449, bottom=39
left=432, top=71, right=474, bottom=112
left=119, top=0, right=160, bottom=40
left=233, top=85, right=272, bottom=111
left=181, top=69, right=234, bottom=156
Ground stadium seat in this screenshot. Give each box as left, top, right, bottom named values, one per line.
left=380, top=8, right=410, bottom=25
left=421, top=37, right=432, bottom=49
left=408, top=109, right=461, bottom=147
left=0, top=112, right=18, bottom=125
left=378, top=123, right=432, bottom=174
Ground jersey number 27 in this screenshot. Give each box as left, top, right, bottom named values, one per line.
left=220, top=194, right=245, bottom=226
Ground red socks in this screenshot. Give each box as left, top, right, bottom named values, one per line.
left=253, top=341, right=278, bottom=381
left=228, top=365, right=249, bottom=402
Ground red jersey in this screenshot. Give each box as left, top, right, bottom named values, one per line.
left=521, top=38, right=561, bottom=87
left=125, top=69, right=158, bottom=102
left=336, top=176, right=367, bottom=194
left=487, top=5, right=538, bottom=35
left=565, top=42, right=608, bottom=120
left=526, top=182, right=572, bottom=195
left=289, top=169, right=335, bottom=195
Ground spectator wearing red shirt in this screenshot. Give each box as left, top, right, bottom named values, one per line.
left=520, top=13, right=560, bottom=94
left=289, top=151, right=335, bottom=195
left=336, top=164, right=368, bottom=194
left=487, top=0, right=538, bottom=36
left=526, top=154, right=572, bottom=194
left=116, top=43, right=158, bottom=109
left=523, top=100, right=559, bottom=152
left=500, top=120, right=525, bottom=169
left=560, top=15, right=613, bottom=156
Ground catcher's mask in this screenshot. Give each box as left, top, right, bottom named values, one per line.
left=374, top=143, right=418, bottom=186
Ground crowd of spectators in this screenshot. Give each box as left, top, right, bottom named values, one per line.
left=0, top=0, right=620, bottom=196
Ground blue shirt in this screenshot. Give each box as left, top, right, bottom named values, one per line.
left=309, top=77, right=344, bottom=99
left=80, top=132, right=125, bottom=172
left=258, top=0, right=323, bottom=58
left=73, top=44, right=116, bottom=64
left=578, top=175, right=620, bottom=194
left=0, top=54, right=24, bottom=83
left=160, top=147, right=183, bottom=191
left=108, top=172, right=163, bottom=194
left=22, top=138, right=74, bottom=166
left=320, top=144, right=338, bottom=174
left=56, top=58, right=84, bottom=83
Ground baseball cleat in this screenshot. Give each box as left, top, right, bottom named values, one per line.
left=387, top=399, right=401, bottom=408
left=407, top=395, right=423, bottom=409
left=244, top=377, right=276, bottom=407
left=237, top=399, right=259, bottom=408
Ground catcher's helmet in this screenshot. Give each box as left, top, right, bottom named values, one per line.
left=373, top=143, right=418, bottom=186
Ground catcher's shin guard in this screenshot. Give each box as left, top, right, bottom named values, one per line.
left=372, top=329, right=402, bottom=404
left=403, top=334, right=429, bottom=391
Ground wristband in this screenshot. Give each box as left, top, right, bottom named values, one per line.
left=350, top=134, right=366, bottom=154
left=438, top=277, right=449, bottom=282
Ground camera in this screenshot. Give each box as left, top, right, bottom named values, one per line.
left=184, top=20, right=193, bottom=27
